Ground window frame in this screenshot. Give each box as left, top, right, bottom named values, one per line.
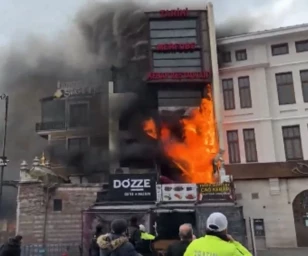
left=222, top=51, right=231, bottom=63
left=271, top=43, right=289, bottom=56
left=227, top=130, right=241, bottom=164
left=243, top=128, right=258, bottom=163
left=282, top=125, right=303, bottom=161
left=222, top=78, right=235, bottom=110
left=53, top=199, right=63, bottom=212
left=66, top=136, right=90, bottom=151
left=300, top=70, right=308, bottom=102
left=295, top=40, right=308, bottom=53
left=67, top=101, right=90, bottom=128
left=235, top=49, right=247, bottom=61
left=275, top=72, right=296, bottom=105
left=238, top=76, right=252, bottom=108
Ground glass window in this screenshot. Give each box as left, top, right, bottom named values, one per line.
left=296, top=40, right=308, bottom=52
left=150, top=19, right=197, bottom=29
left=69, top=102, right=89, bottom=128
left=41, top=99, right=65, bottom=123
left=153, top=59, right=201, bottom=67
left=282, top=125, right=303, bottom=161
left=300, top=70, right=308, bottom=102
left=222, top=51, right=231, bottom=63
left=243, top=129, right=258, bottom=162
left=67, top=137, right=89, bottom=152
left=53, top=199, right=62, bottom=212
left=271, top=43, right=289, bottom=56
left=222, top=79, right=235, bottom=110
left=151, top=37, right=197, bottom=46
left=275, top=72, right=296, bottom=105
left=238, top=76, right=252, bottom=108
left=153, top=51, right=200, bottom=60
left=150, top=29, right=196, bottom=38
left=153, top=66, right=202, bottom=72
left=235, top=49, right=247, bottom=61
left=227, top=130, right=241, bottom=163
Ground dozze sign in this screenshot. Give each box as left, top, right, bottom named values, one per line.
left=113, top=179, right=151, bottom=191
left=109, top=174, right=157, bottom=201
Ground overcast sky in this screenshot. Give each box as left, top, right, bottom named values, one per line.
left=0, top=0, right=307, bottom=47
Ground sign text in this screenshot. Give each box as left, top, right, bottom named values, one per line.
left=147, top=71, right=211, bottom=80
left=160, top=8, right=188, bottom=17
left=156, top=43, right=196, bottom=51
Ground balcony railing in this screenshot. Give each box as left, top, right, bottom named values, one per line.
left=36, top=120, right=91, bottom=132
left=36, top=121, right=66, bottom=132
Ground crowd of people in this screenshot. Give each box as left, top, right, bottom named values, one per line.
left=89, top=212, right=252, bottom=256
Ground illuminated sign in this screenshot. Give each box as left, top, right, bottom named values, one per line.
left=156, top=43, right=196, bottom=51
left=147, top=71, right=210, bottom=80
left=198, top=183, right=234, bottom=202
left=160, top=8, right=188, bottom=17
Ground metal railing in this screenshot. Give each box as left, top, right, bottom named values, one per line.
left=21, top=243, right=81, bottom=256
left=35, top=121, right=90, bottom=132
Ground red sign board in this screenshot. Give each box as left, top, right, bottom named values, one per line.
left=147, top=72, right=210, bottom=80
left=160, top=8, right=188, bottom=18
left=156, top=43, right=196, bottom=51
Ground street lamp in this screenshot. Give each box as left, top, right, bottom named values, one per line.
left=0, top=94, right=9, bottom=207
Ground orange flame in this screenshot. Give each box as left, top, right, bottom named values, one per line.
left=142, top=85, right=219, bottom=183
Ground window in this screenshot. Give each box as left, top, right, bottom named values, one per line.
left=149, top=19, right=197, bottom=46
left=275, top=72, right=296, bottom=105
left=69, top=103, right=89, bottom=128
left=300, top=70, right=308, bottom=102
left=235, top=49, right=247, bottom=61
left=243, top=129, right=258, bottom=162
left=152, top=51, right=201, bottom=72
left=53, top=199, right=62, bottom=212
left=41, top=99, right=65, bottom=125
left=253, top=219, right=265, bottom=237
left=271, top=43, right=289, bottom=56
left=222, top=51, right=231, bottom=63
left=222, top=79, right=235, bottom=110
left=67, top=137, right=89, bottom=152
left=227, top=130, right=240, bottom=163
left=157, top=89, right=202, bottom=107
left=282, top=125, right=303, bottom=161
left=296, top=40, right=308, bottom=52
left=251, top=193, right=259, bottom=199
left=238, top=76, right=252, bottom=108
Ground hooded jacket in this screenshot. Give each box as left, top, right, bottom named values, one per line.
left=0, top=238, right=21, bottom=256
left=97, top=233, right=139, bottom=256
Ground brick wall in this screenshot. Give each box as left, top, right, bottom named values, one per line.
left=17, top=182, right=101, bottom=245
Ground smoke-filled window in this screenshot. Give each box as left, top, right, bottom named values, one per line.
left=149, top=19, right=198, bottom=46
left=68, top=102, right=89, bottom=128
left=152, top=51, right=202, bottom=73
left=41, top=99, right=65, bottom=124
left=67, top=137, right=89, bottom=152
left=157, top=89, right=202, bottom=107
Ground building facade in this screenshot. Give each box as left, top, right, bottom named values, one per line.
left=218, top=24, right=308, bottom=248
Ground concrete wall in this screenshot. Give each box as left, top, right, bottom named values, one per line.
left=17, top=182, right=100, bottom=244
left=219, top=31, right=308, bottom=164
left=235, top=178, right=308, bottom=248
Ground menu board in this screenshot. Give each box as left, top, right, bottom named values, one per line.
left=161, top=184, right=197, bottom=201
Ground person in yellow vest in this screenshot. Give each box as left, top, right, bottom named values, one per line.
left=136, top=224, right=155, bottom=256
left=184, top=212, right=252, bottom=256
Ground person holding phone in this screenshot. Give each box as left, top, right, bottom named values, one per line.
left=184, top=212, right=251, bottom=256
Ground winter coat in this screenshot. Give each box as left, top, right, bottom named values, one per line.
left=0, top=238, right=21, bottom=256
left=127, top=225, right=141, bottom=247
left=89, top=232, right=103, bottom=256
left=97, top=233, right=140, bottom=256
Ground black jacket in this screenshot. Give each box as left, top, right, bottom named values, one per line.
left=0, top=238, right=21, bottom=256
left=127, top=225, right=141, bottom=247
left=165, top=240, right=191, bottom=256
left=89, top=232, right=103, bottom=256
left=97, top=233, right=139, bottom=256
